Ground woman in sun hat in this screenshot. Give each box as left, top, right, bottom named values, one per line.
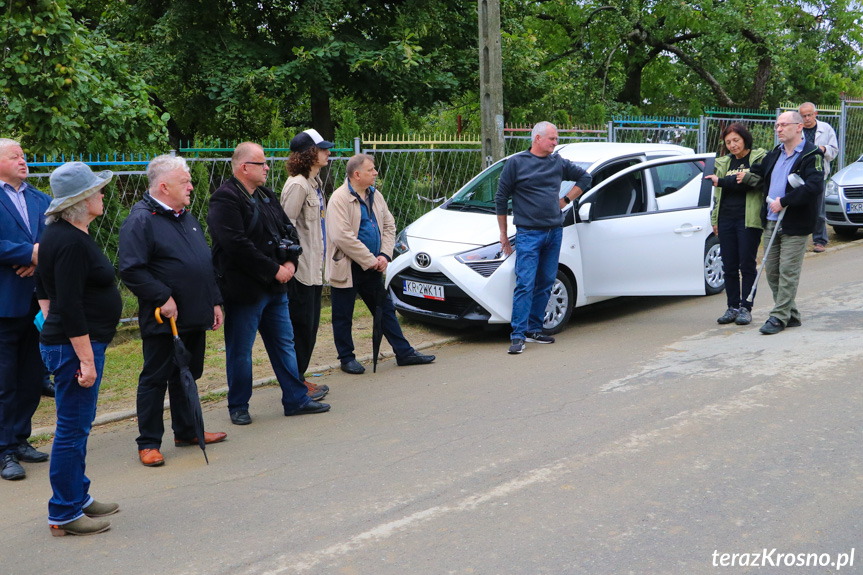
left=37, top=161, right=123, bottom=536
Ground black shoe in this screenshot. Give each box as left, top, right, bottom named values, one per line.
left=759, top=316, right=785, bottom=335
left=717, top=307, right=739, bottom=324
left=285, top=400, right=331, bottom=416
left=1, top=454, right=25, bottom=480
left=340, top=359, right=365, bottom=374
left=16, top=443, right=48, bottom=463
left=734, top=307, right=752, bottom=326
left=525, top=332, right=555, bottom=344
left=229, top=409, right=252, bottom=425
left=41, top=375, right=55, bottom=398
left=787, top=316, right=802, bottom=327
left=396, top=351, right=436, bottom=366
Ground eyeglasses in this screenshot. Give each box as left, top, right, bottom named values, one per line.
left=243, top=161, right=267, bottom=166
left=775, top=122, right=800, bottom=129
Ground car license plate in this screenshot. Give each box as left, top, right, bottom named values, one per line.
left=847, top=202, right=863, bottom=214
left=403, top=280, right=444, bottom=301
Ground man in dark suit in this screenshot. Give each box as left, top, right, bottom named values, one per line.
left=0, top=138, right=52, bottom=480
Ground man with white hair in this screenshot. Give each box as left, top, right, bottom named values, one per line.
left=798, top=102, right=838, bottom=252
left=119, top=154, right=227, bottom=467
left=0, top=138, right=52, bottom=480
left=494, top=122, right=591, bottom=354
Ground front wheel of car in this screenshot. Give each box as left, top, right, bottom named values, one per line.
left=704, top=235, right=725, bottom=295
left=832, top=225, right=859, bottom=239
left=542, top=270, right=575, bottom=335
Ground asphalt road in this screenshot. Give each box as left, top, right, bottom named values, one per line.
left=3, top=242, right=863, bottom=575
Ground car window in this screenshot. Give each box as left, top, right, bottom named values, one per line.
left=445, top=161, right=505, bottom=213
left=591, top=169, right=646, bottom=219
left=650, top=161, right=705, bottom=211
left=590, top=158, right=642, bottom=187
left=651, top=162, right=702, bottom=198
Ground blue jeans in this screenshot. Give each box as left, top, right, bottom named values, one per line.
left=717, top=217, right=762, bottom=310
left=223, top=291, right=309, bottom=414
left=330, top=264, right=414, bottom=364
left=511, top=227, right=562, bottom=341
left=40, top=341, right=107, bottom=525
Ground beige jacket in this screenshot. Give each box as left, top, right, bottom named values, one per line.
left=280, top=174, right=326, bottom=286
left=325, top=180, right=396, bottom=288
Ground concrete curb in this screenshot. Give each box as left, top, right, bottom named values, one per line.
left=31, top=335, right=460, bottom=438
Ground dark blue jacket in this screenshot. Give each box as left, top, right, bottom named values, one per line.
left=751, top=141, right=824, bottom=236
left=119, top=194, right=222, bottom=337
left=0, top=182, right=51, bottom=318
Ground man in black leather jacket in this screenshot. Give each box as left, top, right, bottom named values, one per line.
left=208, top=142, right=330, bottom=425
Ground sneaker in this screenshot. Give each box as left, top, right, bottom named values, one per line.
left=717, top=308, right=739, bottom=324
left=787, top=316, right=802, bottom=327
left=525, top=332, right=555, bottom=344
left=304, top=380, right=329, bottom=399
left=508, top=339, right=525, bottom=354
left=735, top=307, right=752, bottom=325
left=813, top=244, right=826, bottom=253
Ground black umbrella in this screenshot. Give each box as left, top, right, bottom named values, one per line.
left=155, top=308, right=208, bottom=464
left=372, top=278, right=386, bottom=373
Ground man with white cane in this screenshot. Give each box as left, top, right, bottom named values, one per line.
left=749, top=111, right=824, bottom=335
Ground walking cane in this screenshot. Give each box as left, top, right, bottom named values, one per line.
left=744, top=173, right=805, bottom=306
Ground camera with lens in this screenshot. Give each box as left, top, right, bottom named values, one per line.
left=275, top=224, right=303, bottom=264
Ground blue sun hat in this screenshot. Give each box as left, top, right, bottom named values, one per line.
left=46, top=161, right=113, bottom=215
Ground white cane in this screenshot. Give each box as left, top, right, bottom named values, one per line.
left=744, top=173, right=804, bottom=306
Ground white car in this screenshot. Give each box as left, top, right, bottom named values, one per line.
left=825, top=155, right=863, bottom=238
left=385, top=143, right=723, bottom=333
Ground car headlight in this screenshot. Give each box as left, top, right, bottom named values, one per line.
left=394, top=229, right=409, bottom=256
left=825, top=179, right=839, bottom=198
left=455, top=237, right=515, bottom=278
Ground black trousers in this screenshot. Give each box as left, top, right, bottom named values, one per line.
left=136, top=331, right=205, bottom=449
left=287, top=280, right=322, bottom=379
left=0, top=298, right=43, bottom=456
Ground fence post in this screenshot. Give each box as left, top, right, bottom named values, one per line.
left=698, top=115, right=705, bottom=153
left=838, top=94, right=847, bottom=172
left=353, top=137, right=361, bottom=155
left=169, top=149, right=176, bottom=157
left=607, top=120, right=614, bottom=143
left=774, top=108, right=781, bottom=147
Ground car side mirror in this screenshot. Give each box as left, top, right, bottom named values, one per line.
left=578, top=202, right=592, bottom=223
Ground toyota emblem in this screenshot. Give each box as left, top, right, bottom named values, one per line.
left=415, top=252, right=431, bottom=268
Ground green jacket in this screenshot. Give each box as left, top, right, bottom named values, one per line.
left=710, top=147, right=767, bottom=230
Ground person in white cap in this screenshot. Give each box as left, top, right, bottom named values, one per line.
left=280, top=129, right=334, bottom=397
left=38, top=161, right=122, bottom=536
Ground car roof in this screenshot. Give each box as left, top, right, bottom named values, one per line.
left=554, top=142, right=695, bottom=163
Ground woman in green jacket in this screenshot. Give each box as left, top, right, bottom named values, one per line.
left=706, top=123, right=767, bottom=326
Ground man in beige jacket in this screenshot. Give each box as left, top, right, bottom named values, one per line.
left=326, top=154, right=435, bottom=374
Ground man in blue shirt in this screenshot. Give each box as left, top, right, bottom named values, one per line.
left=495, top=122, right=591, bottom=354
left=750, top=112, right=824, bottom=334
left=0, top=138, right=52, bottom=480
left=326, top=154, right=435, bottom=374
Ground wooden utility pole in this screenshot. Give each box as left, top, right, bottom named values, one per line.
left=478, top=0, right=504, bottom=168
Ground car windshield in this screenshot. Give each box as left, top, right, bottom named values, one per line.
left=445, top=159, right=592, bottom=214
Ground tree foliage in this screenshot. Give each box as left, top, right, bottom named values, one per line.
left=0, top=0, right=168, bottom=154
left=96, top=0, right=477, bottom=144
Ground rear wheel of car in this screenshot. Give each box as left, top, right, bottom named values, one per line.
left=704, top=235, right=725, bottom=295
left=832, top=225, right=858, bottom=239
left=542, top=270, right=575, bottom=335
